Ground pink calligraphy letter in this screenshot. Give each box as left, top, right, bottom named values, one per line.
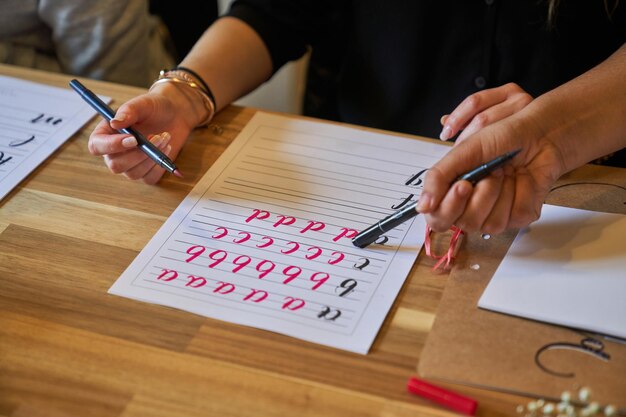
left=305, top=246, right=322, bottom=260
left=281, top=241, right=300, bottom=254
left=213, top=282, right=236, bottom=294
left=274, top=215, right=296, bottom=228
left=333, top=227, right=359, bottom=242
left=212, top=227, right=228, bottom=239
left=233, top=231, right=251, bottom=244
left=282, top=297, right=306, bottom=311
left=300, top=220, right=325, bottom=234
left=309, top=272, right=329, bottom=290
left=157, top=269, right=178, bottom=281
left=243, top=289, right=269, bottom=303
left=328, top=251, right=345, bottom=265
left=256, top=236, right=274, bottom=248
left=245, top=209, right=270, bottom=223
left=186, top=245, right=206, bottom=263
left=186, top=275, right=207, bottom=288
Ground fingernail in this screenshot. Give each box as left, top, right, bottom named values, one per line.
left=440, top=115, right=448, bottom=126
left=154, top=133, right=172, bottom=149
left=151, top=134, right=166, bottom=146
left=121, top=136, right=137, bottom=148
left=158, top=133, right=171, bottom=148
left=417, top=193, right=432, bottom=212
left=456, top=181, right=472, bottom=197
left=112, top=113, right=127, bottom=123
left=439, top=125, right=452, bottom=141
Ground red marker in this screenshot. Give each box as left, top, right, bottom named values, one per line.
left=407, top=377, right=478, bottom=415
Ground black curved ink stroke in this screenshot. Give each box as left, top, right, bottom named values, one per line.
left=550, top=182, right=626, bottom=205
left=10, top=135, right=35, bottom=147
left=0, top=151, right=13, bottom=166
left=535, top=336, right=610, bottom=378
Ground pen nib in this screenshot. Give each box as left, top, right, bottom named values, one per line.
left=172, top=169, right=184, bottom=178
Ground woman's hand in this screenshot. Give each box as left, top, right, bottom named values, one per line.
left=87, top=82, right=203, bottom=184
left=439, top=82, right=533, bottom=144
left=427, top=44, right=626, bottom=235
left=419, top=110, right=565, bottom=235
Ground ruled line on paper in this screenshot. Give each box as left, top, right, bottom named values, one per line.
left=198, top=199, right=404, bottom=233
left=204, top=197, right=385, bottom=226
left=255, top=126, right=446, bottom=159
left=226, top=174, right=413, bottom=201
left=181, top=226, right=386, bottom=271
left=190, top=207, right=405, bottom=253
left=242, top=154, right=418, bottom=187
left=110, top=112, right=451, bottom=353
left=156, top=252, right=367, bottom=303
left=237, top=163, right=421, bottom=194
left=164, top=244, right=374, bottom=287
left=216, top=188, right=394, bottom=219
left=251, top=145, right=415, bottom=176
left=136, top=281, right=354, bottom=332
left=257, top=135, right=439, bottom=168
left=0, top=75, right=105, bottom=201
left=220, top=183, right=395, bottom=215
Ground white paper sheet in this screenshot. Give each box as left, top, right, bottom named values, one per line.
left=0, top=75, right=105, bottom=201
left=479, top=204, right=626, bottom=339
left=110, top=112, right=451, bottom=353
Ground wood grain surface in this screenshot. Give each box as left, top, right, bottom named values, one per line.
left=0, top=63, right=571, bottom=417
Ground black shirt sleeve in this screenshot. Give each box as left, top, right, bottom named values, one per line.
left=227, top=0, right=342, bottom=73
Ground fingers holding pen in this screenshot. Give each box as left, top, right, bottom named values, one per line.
left=423, top=180, right=473, bottom=232
left=423, top=171, right=512, bottom=234
left=88, top=119, right=135, bottom=156
left=480, top=172, right=515, bottom=235
left=88, top=95, right=159, bottom=156
left=417, top=139, right=487, bottom=218
left=139, top=154, right=171, bottom=185
left=108, top=93, right=163, bottom=130
left=455, top=169, right=504, bottom=232
left=507, top=173, right=544, bottom=230
left=103, top=132, right=171, bottom=175
left=123, top=143, right=171, bottom=183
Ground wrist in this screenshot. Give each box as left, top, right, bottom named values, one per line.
left=148, top=69, right=216, bottom=128
left=509, top=104, right=569, bottom=180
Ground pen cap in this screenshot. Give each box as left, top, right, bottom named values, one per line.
left=407, top=377, right=477, bottom=415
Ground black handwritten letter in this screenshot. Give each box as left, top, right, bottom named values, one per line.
left=0, top=152, right=13, bottom=166
left=318, top=306, right=342, bottom=321
left=535, top=336, right=610, bottom=378
left=405, top=169, right=427, bottom=188
left=353, top=257, right=370, bottom=270
left=10, top=135, right=35, bottom=147
left=335, top=279, right=357, bottom=297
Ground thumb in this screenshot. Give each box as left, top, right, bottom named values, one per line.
left=417, top=139, right=487, bottom=213
left=110, top=94, right=158, bottom=130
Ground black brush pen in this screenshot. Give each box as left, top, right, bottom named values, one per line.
left=352, top=149, right=521, bottom=248
left=69, top=79, right=183, bottom=178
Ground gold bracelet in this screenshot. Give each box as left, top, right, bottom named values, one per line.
left=162, top=68, right=216, bottom=111
left=149, top=71, right=216, bottom=127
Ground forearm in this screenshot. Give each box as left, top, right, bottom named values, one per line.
left=178, top=17, right=273, bottom=112
left=524, top=43, right=626, bottom=175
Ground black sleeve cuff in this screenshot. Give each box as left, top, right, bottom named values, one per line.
left=227, top=1, right=309, bottom=73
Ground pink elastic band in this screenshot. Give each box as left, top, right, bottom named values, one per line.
left=424, top=225, right=464, bottom=271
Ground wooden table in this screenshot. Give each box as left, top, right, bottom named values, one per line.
left=1, top=64, right=614, bottom=417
